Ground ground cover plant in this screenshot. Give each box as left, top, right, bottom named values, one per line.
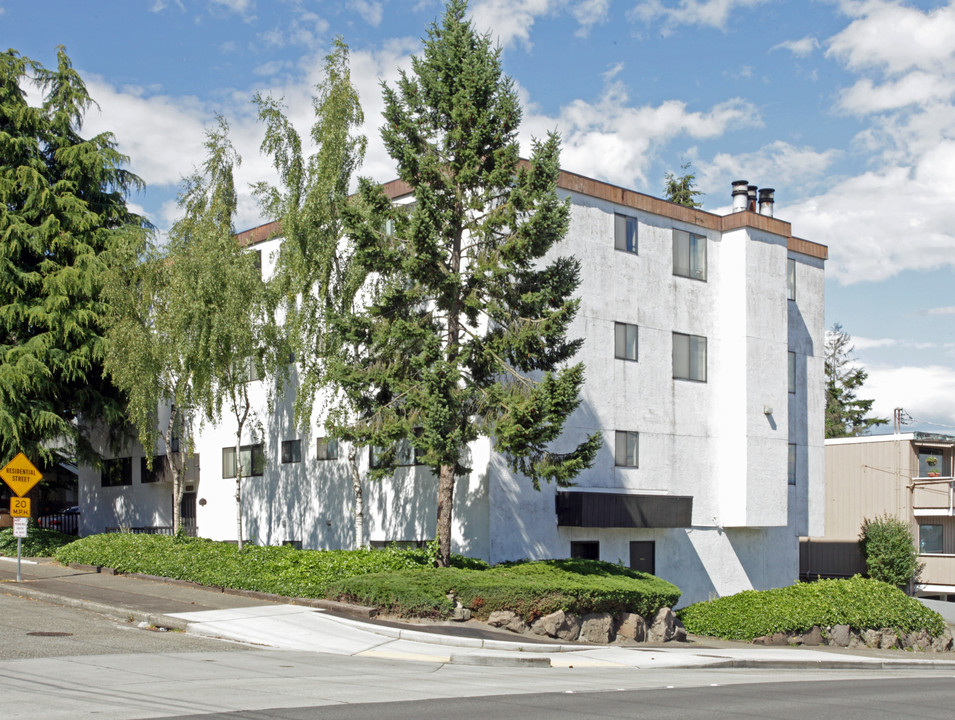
left=54, top=534, right=679, bottom=620
left=0, top=521, right=77, bottom=557
left=678, top=576, right=945, bottom=640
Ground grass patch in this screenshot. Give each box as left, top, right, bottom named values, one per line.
left=0, top=521, right=78, bottom=557
left=55, top=534, right=680, bottom=620
left=678, top=576, right=946, bottom=640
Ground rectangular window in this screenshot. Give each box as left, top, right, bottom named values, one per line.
left=234, top=356, right=262, bottom=384
left=614, top=213, right=637, bottom=253
left=369, top=445, right=384, bottom=469
left=673, top=229, right=706, bottom=281
left=917, top=448, right=945, bottom=477
left=570, top=541, right=599, bottom=560
left=316, top=437, right=339, bottom=461
left=920, top=523, right=943, bottom=554
left=140, top=455, right=167, bottom=484
left=673, top=332, right=707, bottom=382
left=101, top=457, right=132, bottom=487
left=614, top=430, right=639, bottom=467
left=614, top=322, right=638, bottom=361
left=222, top=443, right=265, bottom=478
left=788, top=351, right=796, bottom=394
left=397, top=439, right=424, bottom=466
left=787, top=258, right=796, bottom=301
left=281, top=439, right=302, bottom=464
left=253, top=249, right=263, bottom=280
left=788, top=443, right=797, bottom=486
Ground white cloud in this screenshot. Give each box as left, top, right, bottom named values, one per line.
left=210, top=0, right=256, bottom=18
left=629, top=0, right=768, bottom=32
left=572, top=0, right=611, bottom=36
left=349, top=1, right=384, bottom=26
left=926, top=306, right=955, bottom=316
left=771, top=36, right=819, bottom=58
left=849, top=336, right=897, bottom=351
left=827, top=0, right=955, bottom=77
left=866, top=363, right=955, bottom=429
left=700, top=141, right=840, bottom=198
left=520, top=78, right=761, bottom=189
left=470, top=0, right=557, bottom=48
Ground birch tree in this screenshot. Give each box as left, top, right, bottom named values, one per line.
left=255, top=38, right=369, bottom=547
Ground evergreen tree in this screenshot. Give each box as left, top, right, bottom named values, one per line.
left=104, top=119, right=266, bottom=533
left=0, top=47, right=146, bottom=467
left=825, top=323, right=888, bottom=438
left=255, top=38, right=369, bottom=548
left=338, top=0, right=601, bottom=566
left=663, top=160, right=703, bottom=208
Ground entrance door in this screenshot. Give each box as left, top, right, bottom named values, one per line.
left=629, top=541, right=655, bottom=574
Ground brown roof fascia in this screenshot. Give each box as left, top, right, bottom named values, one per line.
left=237, top=168, right=828, bottom=262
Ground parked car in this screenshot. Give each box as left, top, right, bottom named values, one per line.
left=36, top=507, right=80, bottom=535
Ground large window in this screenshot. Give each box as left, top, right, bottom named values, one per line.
left=570, top=541, right=599, bottom=560
left=222, top=443, right=265, bottom=478
left=673, top=332, right=707, bottom=382
left=614, top=213, right=637, bottom=253
left=614, top=322, right=638, bottom=361
left=673, top=229, right=706, bottom=280
left=615, top=431, right=639, bottom=467
left=101, top=457, right=132, bottom=487
left=788, top=443, right=797, bottom=486
left=788, top=351, right=796, bottom=394
left=787, top=258, right=796, bottom=301
left=316, top=437, right=339, bottom=461
left=920, top=523, right=943, bottom=554
left=281, top=439, right=302, bottom=464
left=140, top=455, right=168, bottom=484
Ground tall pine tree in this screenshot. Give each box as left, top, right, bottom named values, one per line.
left=0, top=47, right=145, bottom=467
left=338, top=0, right=600, bottom=566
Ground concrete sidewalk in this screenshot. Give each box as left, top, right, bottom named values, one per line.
left=3, top=556, right=955, bottom=670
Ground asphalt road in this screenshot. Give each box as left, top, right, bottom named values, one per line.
left=3, top=592, right=955, bottom=720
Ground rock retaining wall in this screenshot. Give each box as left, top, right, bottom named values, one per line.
left=486, top=607, right=687, bottom=644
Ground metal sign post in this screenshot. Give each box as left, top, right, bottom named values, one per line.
left=2, top=454, right=42, bottom=584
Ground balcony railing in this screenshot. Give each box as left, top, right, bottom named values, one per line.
left=918, top=554, right=955, bottom=586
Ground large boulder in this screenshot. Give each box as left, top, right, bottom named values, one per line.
left=648, top=608, right=686, bottom=643
left=933, top=628, right=954, bottom=652
left=827, top=624, right=851, bottom=647
left=580, top=613, right=615, bottom=643
left=615, top=612, right=647, bottom=642
left=801, top=626, right=824, bottom=646
left=487, top=610, right=526, bottom=634
left=533, top=610, right=581, bottom=641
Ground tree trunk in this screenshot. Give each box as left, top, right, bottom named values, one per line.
left=436, top=463, right=455, bottom=567
left=166, top=412, right=183, bottom=533
left=233, top=387, right=250, bottom=551
left=348, top=444, right=364, bottom=549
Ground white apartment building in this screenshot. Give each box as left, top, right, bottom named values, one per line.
left=77, top=171, right=827, bottom=606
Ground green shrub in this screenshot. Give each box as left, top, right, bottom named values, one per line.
left=0, top=521, right=77, bottom=557
left=330, top=559, right=681, bottom=621
left=859, top=514, right=922, bottom=589
left=678, top=576, right=945, bottom=640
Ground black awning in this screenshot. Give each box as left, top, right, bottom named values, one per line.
left=556, top=491, right=692, bottom=528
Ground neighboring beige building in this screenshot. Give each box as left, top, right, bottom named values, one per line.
left=802, top=432, right=955, bottom=600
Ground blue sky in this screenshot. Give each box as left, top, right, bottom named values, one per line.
left=6, top=0, right=955, bottom=432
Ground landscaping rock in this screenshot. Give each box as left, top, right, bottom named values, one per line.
left=487, top=610, right=526, bottom=634
left=580, top=613, right=614, bottom=643
left=932, top=628, right=953, bottom=652
left=535, top=610, right=581, bottom=641
left=450, top=605, right=471, bottom=622
left=848, top=631, right=866, bottom=649
left=828, top=624, right=851, bottom=647
left=801, top=626, right=824, bottom=646
left=862, top=629, right=882, bottom=648
left=648, top=608, right=684, bottom=643
left=753, top=632, right=789, bottom=646
left=615, top=612, right=646, bottom=642
left=879, top=629, right=900, bottom=650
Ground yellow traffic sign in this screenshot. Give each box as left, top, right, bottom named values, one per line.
left=0, top=453, right=43, bottom=497
left=10, top=497, right=30, bottom=517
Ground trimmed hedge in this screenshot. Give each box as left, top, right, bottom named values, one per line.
left=330, top=559, right=681, bottom=621
left=678, top=576, right=946, bottom=640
